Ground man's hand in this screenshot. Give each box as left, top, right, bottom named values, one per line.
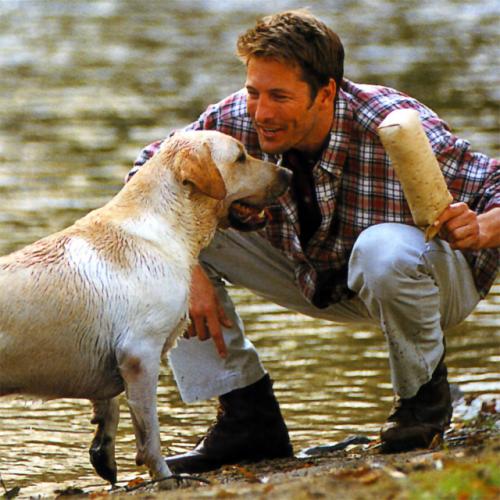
left=185, top=264, right=233, bottom=358
left=433, top=203, right=500, bottom=250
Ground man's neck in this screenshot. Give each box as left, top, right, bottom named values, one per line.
left=289, top=131, right=331, bottom=165
left=296, top=105, right=334, bottom=157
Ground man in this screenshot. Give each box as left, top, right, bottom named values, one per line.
left=129, top=10, right=499, bottom=473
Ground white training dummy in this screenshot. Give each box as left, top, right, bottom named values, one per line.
left=378, top=109, right=453, bottom=240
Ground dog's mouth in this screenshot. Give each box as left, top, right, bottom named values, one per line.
left=228, top=201, right=269, bottom=231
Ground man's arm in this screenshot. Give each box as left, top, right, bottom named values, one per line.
left=185, top=264, right=232, bottom=358
left=434, top=203, right=500, bottom=250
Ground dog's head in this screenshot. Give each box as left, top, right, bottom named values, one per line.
left=160, top=130, right=291, bottom=230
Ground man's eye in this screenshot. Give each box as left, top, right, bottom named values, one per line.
left=273, top=94, right=289, bottom=102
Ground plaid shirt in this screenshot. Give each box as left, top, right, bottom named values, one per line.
left=130, top=79, right=499, bottom=306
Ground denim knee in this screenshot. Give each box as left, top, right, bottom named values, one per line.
left=348, top=223, right=426, bottom=301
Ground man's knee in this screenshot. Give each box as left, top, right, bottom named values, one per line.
left=348, top=223, right=426, bottom=300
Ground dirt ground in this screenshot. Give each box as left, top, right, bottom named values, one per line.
left=3, top=398, right=498, bottom=499
left=115, top=431, right=499, bottom=500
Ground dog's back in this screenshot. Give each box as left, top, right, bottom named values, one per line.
left=0, top=209, right=190, bottom=400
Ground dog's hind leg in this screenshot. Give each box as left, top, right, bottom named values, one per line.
left=89, top=397, right=120, bottom=485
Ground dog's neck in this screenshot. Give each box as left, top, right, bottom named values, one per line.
left=104, top=166, right=220, bottom=266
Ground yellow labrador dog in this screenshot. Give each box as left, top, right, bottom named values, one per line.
left=0, top=130, right=291, bottom=488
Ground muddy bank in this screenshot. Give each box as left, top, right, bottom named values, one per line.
left=6, top=395, right=495, bottom=500
left=120, top=430, right=499, bottom=499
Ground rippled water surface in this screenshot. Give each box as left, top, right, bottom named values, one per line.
left=0, top=0, right=498, bottom=496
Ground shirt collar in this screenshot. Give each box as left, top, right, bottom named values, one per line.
left=318, top=88, right=353, bottom=176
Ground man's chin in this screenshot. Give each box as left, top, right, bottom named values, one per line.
left=258, top=139, right=288, bottom=155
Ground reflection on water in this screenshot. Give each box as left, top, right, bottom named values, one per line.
left=0, top=0, right=498, bottom=496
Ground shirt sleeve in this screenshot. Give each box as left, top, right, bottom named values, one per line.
left=421, top=114, right=499, bottom=214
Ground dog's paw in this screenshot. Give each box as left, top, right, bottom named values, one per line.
left=151, top=464, right=180, bottom=490
left=89, top=440, right=117, bottom=485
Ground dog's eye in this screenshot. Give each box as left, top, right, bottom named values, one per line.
left=236, top=151, right=246, bottom=163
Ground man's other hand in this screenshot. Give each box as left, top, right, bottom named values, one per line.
left=434, top=203, right=500, bottom=250
left=185, top=264, right=232, bottom=358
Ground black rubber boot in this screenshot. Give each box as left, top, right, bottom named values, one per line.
left=166, top=374, right=293, bottom=473
left=380, top=358, right=452, bottom=453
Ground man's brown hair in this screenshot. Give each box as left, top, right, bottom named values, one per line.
left=236, top=9, right=344, bottom=99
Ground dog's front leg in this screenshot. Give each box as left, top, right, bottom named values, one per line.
left=89, top=397, right=120, bottom=485
left=117, top=345, right=173, bottom=489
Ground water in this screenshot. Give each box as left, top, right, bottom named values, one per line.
left=0, top=0, right=498, bottom=496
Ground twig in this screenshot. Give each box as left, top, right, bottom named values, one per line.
left=122, top=474, right=211, bottom=492
left=69, top=473, right=211, bottom=493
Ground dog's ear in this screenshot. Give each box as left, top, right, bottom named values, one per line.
left=175, top=143, right=227, bottom=200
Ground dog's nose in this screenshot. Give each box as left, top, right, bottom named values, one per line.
left=278, top=167, right=293, bottom=187
left=273, top=167, right=292, bottom=197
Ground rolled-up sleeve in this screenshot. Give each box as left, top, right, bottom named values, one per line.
left=422, top=115, right=499, bottom=214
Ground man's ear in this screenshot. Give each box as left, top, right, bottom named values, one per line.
left=318, top=78, right=336, bottom=105
left=174, top=143, right=227, bottom=200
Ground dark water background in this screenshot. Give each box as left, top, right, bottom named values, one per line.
left=0, top=0, right=498, bottom=495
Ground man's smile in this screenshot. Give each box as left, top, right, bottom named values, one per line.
left=255, top=123, right=286, bottom=141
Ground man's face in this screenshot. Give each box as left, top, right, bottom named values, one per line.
left=245, top=56, right=333, bottom=155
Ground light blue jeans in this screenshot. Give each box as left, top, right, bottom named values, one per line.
left=168, top=223, right=480, bottom=401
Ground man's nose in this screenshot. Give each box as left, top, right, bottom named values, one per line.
left=253, top=95, right=274, bottom=123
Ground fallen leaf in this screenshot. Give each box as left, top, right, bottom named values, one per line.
left=263, top=484, right=274, bottom=494
left=215, top=488, right=236, bottom=498
left=235, top=466, right=261, bottom=483
left=295, top=462, right=314, bottom=470
left=89, top=491, right=109, bottom=499
left=358, top=470, right=382, bottom=485
left=332, top=466, right=380, bottom=482
left=126, top=476, right=146, bottom=490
